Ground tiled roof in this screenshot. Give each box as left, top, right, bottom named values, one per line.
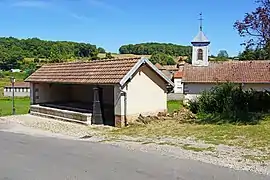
left=5, top=82, right=30, bottom=88
left=174, top=71, right=183, bottom=78
left=162, top=65, right=179, bottom=71
left=155, top=63, right=163, bottom=69
left=25, top=58, right=141, bottom=84
left=154, top=63, right=179, bottom=71
left=183, top=60, right=270, bottom=83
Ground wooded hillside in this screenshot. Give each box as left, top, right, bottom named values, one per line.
left=119, top=43, right=192, bottom=56
left=0, top=37, right=104, bottom=70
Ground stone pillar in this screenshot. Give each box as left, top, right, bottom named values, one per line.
left=115, top=91, right=126, bottom=128
left=92, top=87, right=103, bottom=125
left=30, top=83, right=35, bottom=105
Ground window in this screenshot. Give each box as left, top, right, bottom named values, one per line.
left=197, top=49, right=203, bottom=60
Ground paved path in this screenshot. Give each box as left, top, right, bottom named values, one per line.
left=0, top=132, right=270, bottom=180
left=0, top=130, right=269, bottom=179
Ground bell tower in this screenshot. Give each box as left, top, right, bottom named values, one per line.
left=191, top=13, right=210, bottom=66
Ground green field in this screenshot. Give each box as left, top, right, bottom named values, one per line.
left=0, top=72, right=30, bottom=116
left=0, top=97, right=30, bottom=116
left=167, top=100, right=183, bottom=113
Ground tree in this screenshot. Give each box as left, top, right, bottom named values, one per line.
left=238, top=47, right=268, bottom=60
left=98, top=47, right=106, bottom=53
left=216, top=50, right=229, bottom=61
left=149, top=53, right=176, bottom=65
left=0, top=36, right=104, bottom=70
left=217, top=50, right=229, bottom=58
left=234, top=0, right=270, bottom=51
left=119, top=42, right=192, bottom=57
left=105, top=52, right=113, bottom=59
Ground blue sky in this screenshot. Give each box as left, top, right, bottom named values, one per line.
left=0, top=0, right=258, bottom=56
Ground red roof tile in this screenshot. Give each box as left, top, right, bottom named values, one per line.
left=183, top=60, right=270, bottom=83
left=155, top=63, right=163, bottom=69
left=25, top=58, right=141, bottom=84
left=174, top=71, right=183, bottom=78
left=5, top=82, right=30, bottom=88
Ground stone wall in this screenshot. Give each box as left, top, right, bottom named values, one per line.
left=167, top=93, right=184, bottom=101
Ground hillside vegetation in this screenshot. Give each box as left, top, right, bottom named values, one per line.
left=119, top=43, right=192, bottom=56
left=0, top=37, right=105, bottom=71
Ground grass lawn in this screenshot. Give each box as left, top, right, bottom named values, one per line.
left=0, top=97, right=30, bottom=116
left=110, top=116, right=270, bottom=152
left=167, top=100, right=183, bottom=113
left=110, top=101, right=270, bottom=152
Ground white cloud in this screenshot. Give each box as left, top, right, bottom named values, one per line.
left=11, top=0, right=50, bottom=8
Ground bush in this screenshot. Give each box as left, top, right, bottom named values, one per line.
left=0, top=72, right=4, bottom=78
left=188, top=99, right=199, bottom=114
left=188, top=83, right=270, bottom=124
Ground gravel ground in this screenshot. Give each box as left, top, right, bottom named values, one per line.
left=1, top=114, right=270, bottom=176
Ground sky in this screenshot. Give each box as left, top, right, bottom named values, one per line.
left=0, top=0, right=258, bottom=56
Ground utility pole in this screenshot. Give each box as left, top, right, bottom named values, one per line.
left=10, top=76, right=15, bottom=115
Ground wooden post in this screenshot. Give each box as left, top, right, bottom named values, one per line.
left=92, top=87, right=103, bottom=124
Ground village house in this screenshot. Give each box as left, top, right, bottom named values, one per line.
left=173, top=70, right=184, bottom=94
left=4, top=82, right=30, bottom=97
left=25, top=57, right=174, bottom=127
left=182, top=23, right=270, bottom=102
left=155, top=63, right=184, bottom=100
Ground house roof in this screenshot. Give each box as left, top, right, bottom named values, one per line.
left=191, top=31, right=210, bottom=44
left=5, top=82, right=30, bottom=88
left=25, top=57, right=174, bottom=87
left=155, top=63, right=163, bottom=70
left=154, top=63, right=178, bottom=71
left=182, top=60, right=270, bottom=83
left=162, top=65, right=179, bottom=71
left=174, top=71, right=183, bottom=78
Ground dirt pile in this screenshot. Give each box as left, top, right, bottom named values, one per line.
left=136, top=108, right=197, bottom=124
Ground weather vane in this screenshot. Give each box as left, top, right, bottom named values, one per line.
left=199, top=13, right=203, bottom=31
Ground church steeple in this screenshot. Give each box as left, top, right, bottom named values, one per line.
left=199, top=12, right=203, bottom=31
left=191, top=13, right=210, bottom=67
left=192, top=13, right=210, bottom=44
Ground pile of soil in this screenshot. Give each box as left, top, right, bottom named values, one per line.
left=136, top=108, right=197, bottom=124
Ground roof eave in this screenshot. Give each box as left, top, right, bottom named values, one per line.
left=183, top=81, right=270, bottom=84
left=120, top=57, right=175, bottom=87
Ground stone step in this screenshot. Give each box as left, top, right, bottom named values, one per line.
left=30, top=111, right=91, bottom=125
left=30, top=105, right=92, bottom=125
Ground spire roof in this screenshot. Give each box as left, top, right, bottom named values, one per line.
left=191, top=30, right=210, bottom=44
